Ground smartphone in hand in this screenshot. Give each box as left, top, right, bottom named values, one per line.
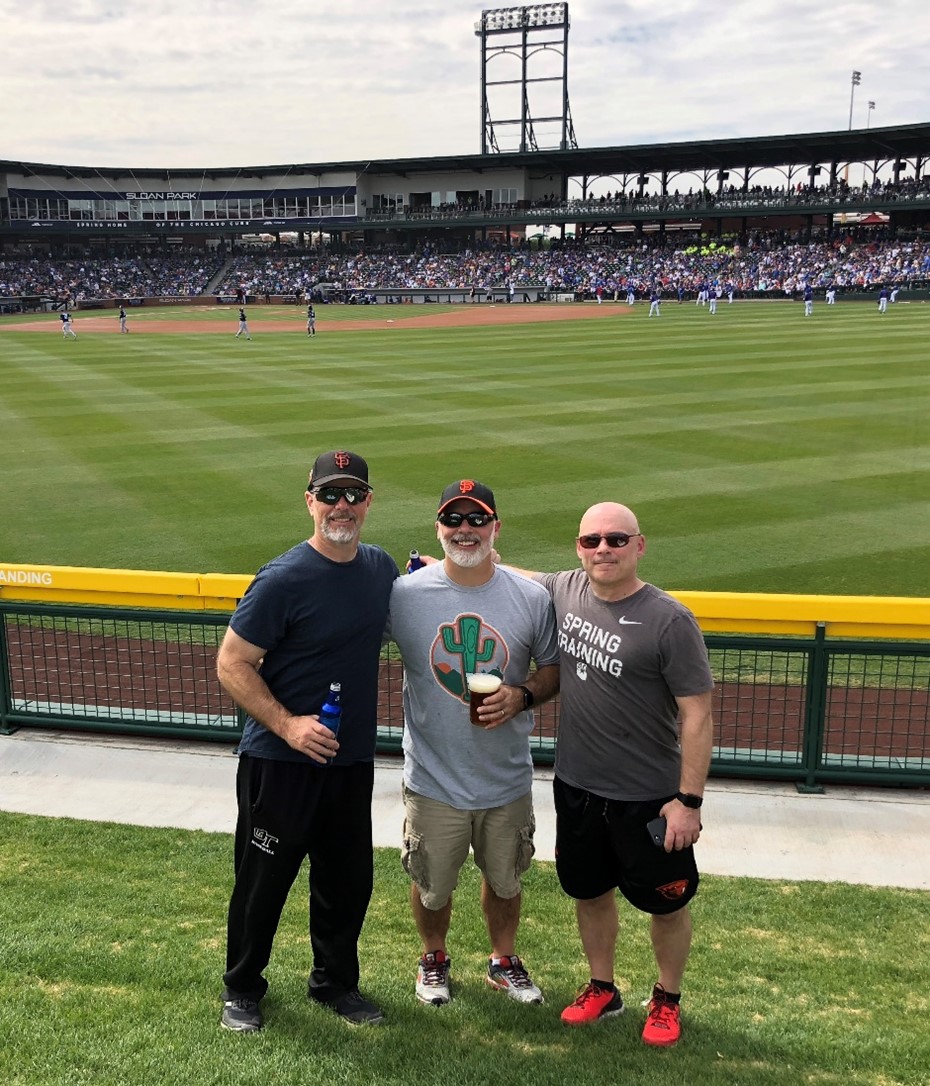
left=646, top=816, right=667, bottom=849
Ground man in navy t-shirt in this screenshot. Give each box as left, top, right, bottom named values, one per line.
left=217, top=449, right=399, bottom=1033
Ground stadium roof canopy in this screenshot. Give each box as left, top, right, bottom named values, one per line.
left=3, top=123, right=929, bottom=180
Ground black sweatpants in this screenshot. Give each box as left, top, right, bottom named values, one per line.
left=222, top=754, right=375, bottom=1003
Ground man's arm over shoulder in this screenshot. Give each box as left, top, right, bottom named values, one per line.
left=494, top=554, right=575, bottom=597
left=499, top=562, right=541, bottom=580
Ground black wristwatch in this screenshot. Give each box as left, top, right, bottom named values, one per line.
left=518, top=685, right=535, bottom=710
left=676, top=791, right=703, bottom=809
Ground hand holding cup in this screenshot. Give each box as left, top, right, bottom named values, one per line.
left=466, top=673, right=503, bottom=726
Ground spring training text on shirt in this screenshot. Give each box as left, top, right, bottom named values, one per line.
left=559, top=612, right=624, bottom=676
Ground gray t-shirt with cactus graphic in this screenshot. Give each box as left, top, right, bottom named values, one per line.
left=388, top=563, right=559, bottom=810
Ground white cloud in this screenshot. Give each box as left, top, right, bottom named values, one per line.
left=0, top=0, right=926, bottom=167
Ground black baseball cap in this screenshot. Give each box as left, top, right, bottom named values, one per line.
left=308, top=450, right=370, bottom=489
left=437, top=480, right=496, bottom=517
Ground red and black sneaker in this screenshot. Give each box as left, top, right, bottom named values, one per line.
left=642, top=985, right=681, bottom=1046
left=560, top=981, right=624, bottom=1025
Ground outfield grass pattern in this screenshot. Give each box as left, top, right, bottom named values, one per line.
left=1, top=301, right=927, bottom=595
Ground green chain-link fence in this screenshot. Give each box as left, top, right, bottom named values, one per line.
left=2, top=602, right=928, bottom=788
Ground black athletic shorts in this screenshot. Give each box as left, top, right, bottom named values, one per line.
left=553, top=775, right=699, bottom=915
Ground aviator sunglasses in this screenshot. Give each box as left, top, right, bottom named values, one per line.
left=309, top=486, right=371, bottom=505
left=437, top=511, right=496, bottom=528
left=576, top=532, right=642, bottom=549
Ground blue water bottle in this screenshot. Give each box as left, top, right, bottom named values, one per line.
left=408, top=549, right=425, bottom=572
left=319, top=682, right=342, bottom=765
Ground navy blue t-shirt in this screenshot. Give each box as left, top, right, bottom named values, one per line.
left=230, top=540, right=399, bottom=764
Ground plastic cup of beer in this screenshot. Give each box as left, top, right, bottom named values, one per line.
left=466, top=673, right=502, bottom=726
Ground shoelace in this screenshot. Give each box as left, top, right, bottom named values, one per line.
left=647, top=999, right=679, bottom=1030
left=496, top=956, right=533, bottom=988
left=420, top=956, right=449, bottom=985
left=574, top=982, right=610, bottom=1006
left=227, top=998, right=257, bottom=1011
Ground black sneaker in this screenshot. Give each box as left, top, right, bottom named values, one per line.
left=221, top=997, right=263, bottom=1032
left=315, top=988, right=385, bottom=1025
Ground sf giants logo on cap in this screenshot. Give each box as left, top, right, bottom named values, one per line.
left=334, top=452, right=352, bottom=469
left=458, top=480, right=476, bottom=495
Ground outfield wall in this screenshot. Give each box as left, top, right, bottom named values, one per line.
left=1, top=563, right=927, bottom=639
left=55, top=288, right=930, bottom=311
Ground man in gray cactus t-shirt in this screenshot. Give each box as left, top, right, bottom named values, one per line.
left=510, top=501, right=713, bottom=1046
left=388, top=479, right=560, bottom=1010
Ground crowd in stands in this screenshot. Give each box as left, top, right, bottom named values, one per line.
left=0, top=253, right=225, bottom=301
left=214, top=235, right=930, bottom=298
left=2, top=234, right=929, bottom=304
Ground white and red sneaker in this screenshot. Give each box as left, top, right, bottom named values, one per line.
left=416, top=950, right=451, bottom=1005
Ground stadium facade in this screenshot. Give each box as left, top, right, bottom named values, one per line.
left=2, top=124, right=929, bottom=253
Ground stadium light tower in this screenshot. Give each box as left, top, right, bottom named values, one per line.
left=475, top=3, right=578, bottom=154
left=863, top=101, right=876, bottom=185
left=848, top=69, right=861, bottom=130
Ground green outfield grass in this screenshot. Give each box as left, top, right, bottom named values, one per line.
left=1, top=300, right=928, bottom=596
left=1, top=812, right=928, bottom=1086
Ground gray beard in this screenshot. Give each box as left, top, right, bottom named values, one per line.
left=440, top=535, right=491, bottom=568
left=320, top=516, right=359, bottom=545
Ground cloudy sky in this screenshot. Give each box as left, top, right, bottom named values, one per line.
left=1, top=0, right=926, bottom=169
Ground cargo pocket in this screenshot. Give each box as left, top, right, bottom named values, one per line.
left=401, top=826, right=430, bottom=893
left=514, top=812, right=536, bottom=878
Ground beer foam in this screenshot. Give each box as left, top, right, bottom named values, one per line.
left=466, top=673, right=502, bottom=694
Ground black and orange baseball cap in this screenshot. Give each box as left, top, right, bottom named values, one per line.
left=437, top=480, right=496, bottom=517
left=308, top=450, right=369, bottom=489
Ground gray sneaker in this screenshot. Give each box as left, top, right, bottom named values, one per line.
left=486, top=955, right=544, bottom=1004
left=221, top=997, right=263, bottom=1032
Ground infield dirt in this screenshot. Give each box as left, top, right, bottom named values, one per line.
left=3, top=302, right=632, bottom=334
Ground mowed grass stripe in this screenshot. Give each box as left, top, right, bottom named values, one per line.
left=3, top=321, right=921, bottom=432
left=1, top=301, right=927, bottom=592
left=501, top=452, right=930, bottom=509
left=2, top=340, right=327, bottom=568
left=299, top=394, right=924, bottom=459
left=644, top=501, right=930, bottom=589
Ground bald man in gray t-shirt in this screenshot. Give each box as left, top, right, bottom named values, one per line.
left=509, top=501, right=713, bottom=1045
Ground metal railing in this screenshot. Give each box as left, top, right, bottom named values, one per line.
left=2, top=600, right=928, bottom=789
left=361, top=188, right=930, bottom=228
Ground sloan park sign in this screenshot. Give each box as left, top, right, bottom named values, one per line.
left=124, top=192, right=199, bottom=200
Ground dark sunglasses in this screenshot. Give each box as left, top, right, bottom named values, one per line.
left=576, top=532, right=641, bottom=550
left=309, top=486, right=370, bottom=505
left=437, top=511, right=496, bottom=528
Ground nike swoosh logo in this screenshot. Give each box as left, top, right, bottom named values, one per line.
left=617, top=617, right=642, bottom=625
